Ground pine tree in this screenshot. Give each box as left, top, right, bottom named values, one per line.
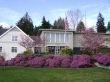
left=96, top=13, right=106, bottom=33
left=53, top=17, right=65, bottom=29
left=107, top=21, right=110, bottom=31
left=34, top=26, right=40, bottom=35
left=40, top=16, right=51, bottom=29
left=76, top=21, right=85, bottom=32
left=16, top=12, right=34, bottom=35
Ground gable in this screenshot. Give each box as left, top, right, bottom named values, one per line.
left=0, top=26, right=33, bottom=42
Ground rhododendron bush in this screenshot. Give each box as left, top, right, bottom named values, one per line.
left=1, top=54, right=110, bottom=67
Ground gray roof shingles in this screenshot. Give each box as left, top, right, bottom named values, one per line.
left=0, top=28, right=8, bottom=36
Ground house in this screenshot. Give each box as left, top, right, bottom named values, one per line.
left=40, top=29, right=74, bottom=54
left=0, top=26, right=33, bottom=60
left=40, top=29, right=110, bottom=54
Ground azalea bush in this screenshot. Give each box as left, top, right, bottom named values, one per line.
left=93, top=54, right=110, bottom=66
left=3, top=54, right=110, bottom=68
left=71, top=55, right=91, bottom=68
left=28, top=57, right=45, bottom=67
left=0, top=56, right=5, bottom=65
left=45, top=56, right=62, bottom=67
left=61, top=56, right=72, bottom=67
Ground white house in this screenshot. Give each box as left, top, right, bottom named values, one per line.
left=0, top=26, right=33, bottom=60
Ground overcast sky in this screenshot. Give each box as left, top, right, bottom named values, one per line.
left=0, top=0, right=110, bottom=28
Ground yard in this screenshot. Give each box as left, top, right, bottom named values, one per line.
left=0, top=67, right=110, bottom=82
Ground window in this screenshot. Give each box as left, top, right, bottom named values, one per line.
left=51, top=33, right=55, bottom=42
left=11, top=47, right=17, bottom=53
left=12, top=36, right=18, bottom=41
left=56, top=33, right=60, bottom=42
left=0, top=47, right=2, bottom=52
left=60, top=33, right=64, bottom=42
left=45, top=33, right=51, bottom=43
left=45, top=32, right=69, bottom=43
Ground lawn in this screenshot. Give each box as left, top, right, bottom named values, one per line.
left=0, top=67, right=110, bottom=82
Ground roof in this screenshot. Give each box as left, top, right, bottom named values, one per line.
left=39, top=29, right=74, bottom=32
left=0, top=28, right=8, bottom=36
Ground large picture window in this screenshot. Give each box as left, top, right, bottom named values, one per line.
left=45, top=32, right=68, bottom=43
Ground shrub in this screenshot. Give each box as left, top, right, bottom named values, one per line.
left=28, top=57, right=45, bottom=67
left=93, top=54, right=110, bottom=66
left=60, top=48, right=73, bottom=56
left=61, top=56, right=72, bottom=67
left=80, top=50, right=94, bottom=55
left=45, top=56, right=62, bottom=67
left=71, top=55, right=91, bottom=68
left=0, top=56, right=5, bottom=65
left=23, top=49, right=33, bottom=55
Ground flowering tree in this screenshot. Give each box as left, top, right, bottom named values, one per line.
left=82, top=28, right=105, bottom=52
left=19, top=35, right=34, bottom=50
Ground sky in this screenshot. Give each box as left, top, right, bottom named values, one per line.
left=0, top=0, right=110, bottom=29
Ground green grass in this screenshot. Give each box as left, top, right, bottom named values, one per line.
left=0, top=67, right=110, bottom=82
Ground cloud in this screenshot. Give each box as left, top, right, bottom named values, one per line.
left=0, top=22, right=10, bottom=28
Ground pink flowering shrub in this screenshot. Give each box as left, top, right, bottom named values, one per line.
left=71, top=55, right=91, bottom=68
left=3, top=54, right=110, bottom=68
left=28, top=57, right=45, bottom=67
left=0, top=56, right=5, bottom=65
left=46, top=56, right=62, bottom=67
left=61, top=56, right=72, bottom=67
left=45, top=56, right=62, bottom=67
left=93, top=54, right=110, bottom=66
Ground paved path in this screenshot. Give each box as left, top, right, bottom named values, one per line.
left=94, top=62, right=110, bottom=69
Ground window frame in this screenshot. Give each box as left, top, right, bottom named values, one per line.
left=12, top=36, right=18, bottom=41
left=11, top=47, right=17, bottom=53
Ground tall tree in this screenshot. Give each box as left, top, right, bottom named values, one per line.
left=53, top=17, right=65, bottom=29
left=76, top=21, right=85, bottom=32
left=40, top=16, right=51, bottom=29
left=96, top=13, right=106, bottom=33
left=67, top=9, right=83, bottom=31
left=16, top=12, right=34, bottom=35
left=107, top=21, right=110, bottom=31
left=34, top=26, right=40, bottom=35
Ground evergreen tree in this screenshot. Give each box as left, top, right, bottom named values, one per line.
left=34, top=26, right=40, bottom=35
left=96, top=13, right=106, bottom=33
left=40, top=16, right=51, bottom=29
left=16, top=12, right=34, bottom=35
left=53, top=17, right=65, bottom=29
left=107, top=21, right=110, bottom=31
left=76, top=21, right=85, bottom=32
